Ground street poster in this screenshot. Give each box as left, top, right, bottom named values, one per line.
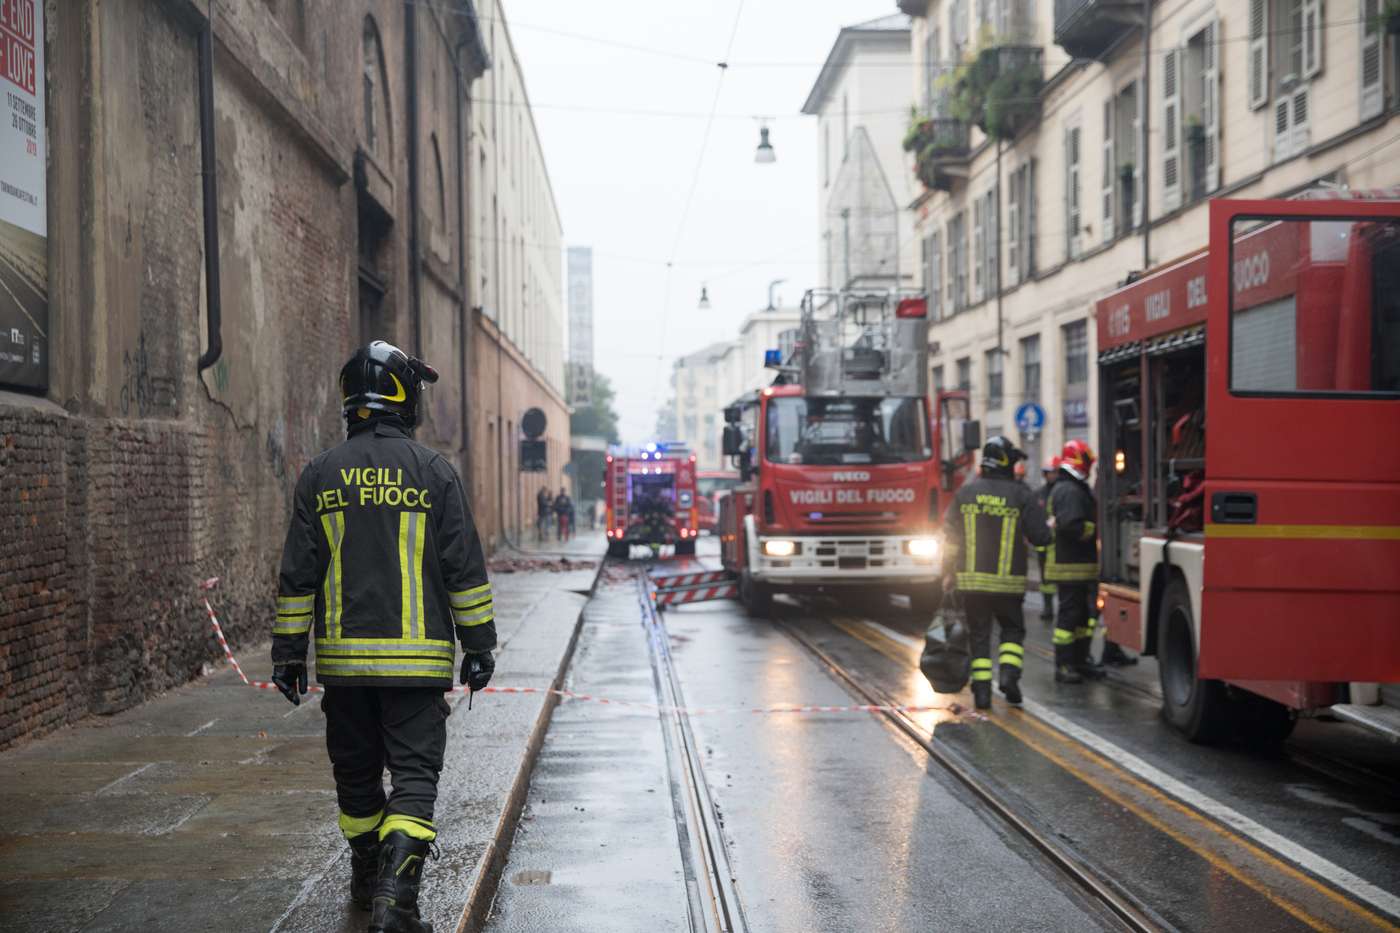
left=0, top=0, right=46, bottom=391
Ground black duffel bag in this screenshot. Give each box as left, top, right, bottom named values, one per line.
left=920, top=592, right=971, bottom=694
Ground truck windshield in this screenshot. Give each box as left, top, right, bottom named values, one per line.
left=765, top=397, right=931, bottom=465
left=697, top=476, right=740, bottom=497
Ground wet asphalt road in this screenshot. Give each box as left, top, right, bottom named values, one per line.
left=488, top=550, right=1400, bottom=933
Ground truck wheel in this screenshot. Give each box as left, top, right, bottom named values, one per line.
left=607, top=540, right=630, bottom=560
left=740, top=571, right=773, bottom=617
left=1158, top=576, right=1235, bottom=744
left=675, top=539, right=696, bottom=556
left=908, top=582, right=942, bottom=617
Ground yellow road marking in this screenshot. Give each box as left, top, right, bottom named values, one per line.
left=1204, top=524, right=1400, bottom=540
left=827, top=617, right=1400, bottom=933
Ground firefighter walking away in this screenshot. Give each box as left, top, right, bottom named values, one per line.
left=941, top=437, right=1051, bottom=709
left=271, top=341, right=497, bottom=933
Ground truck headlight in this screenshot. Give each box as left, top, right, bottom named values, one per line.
left=905, top=539, right=939, bottom=557
left=763, top=540, right=796, bottom=557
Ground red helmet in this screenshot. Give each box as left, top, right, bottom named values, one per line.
left=1041, top=456, right=1060, bottom=473
left=1059, top=440, right=1095, bottom=480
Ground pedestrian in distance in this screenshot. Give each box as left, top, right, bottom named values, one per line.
left=553, top=487, right=573, bottom=541
left=536, top=486, right=552, bottom=542
left=941, top=437, right=1052, bottom=709
left=270, top=341, right=497, bottom=933
left=1046, top=440, right=1106, bottom=683
left=1033, top=457, right=1059, bottom=622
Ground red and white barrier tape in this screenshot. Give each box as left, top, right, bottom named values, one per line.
left=200, top=578, right=978, bottom=717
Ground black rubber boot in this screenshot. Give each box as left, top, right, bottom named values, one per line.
left=1040, top=593, right=1055, bottom=621
left=1074, top=640, right=1107, bottom=680
left=348, top=830, right=381, bottom=911
left=971, top=681, right=992, bottom=709
left=999, top=666, right=1022, bottom=705
left=1054, top=645, right=1085, bottom=683
left=1101, top=641, right=1138, bottom=666
left=368, top=831, right=435, bottom=933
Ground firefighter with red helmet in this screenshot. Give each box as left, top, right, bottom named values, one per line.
left=1033, top=457, right=1059, bottom=622
left=942, top=437, right=1052, bottom=709
left=271, top=341, right=495, bottom=933
left=1046, top=440, right=1103, bottom=682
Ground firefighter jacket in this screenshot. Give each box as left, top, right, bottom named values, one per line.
left=1032, top=480, right=1056, bottom=553
left=941, top=475, right=1051, bottom=594
left=1046, top=472, right=1098, bottom=582
left=272, top=417, right=496, bottom=689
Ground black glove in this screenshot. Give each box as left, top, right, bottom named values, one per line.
left=460, top=652, right=495, bottom=692
left=272, top=663, right=308, bottom=706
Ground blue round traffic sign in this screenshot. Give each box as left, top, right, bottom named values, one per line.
left=1015, top=402, right=1046, bottom=434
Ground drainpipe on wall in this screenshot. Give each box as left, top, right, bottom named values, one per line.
left=196, top=2, right=222, bottom=371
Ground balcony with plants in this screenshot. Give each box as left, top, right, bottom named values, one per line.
left=903, top=110, right=972, bottom=192
left=1053, top=0, right=1141, bottom=60
left=946, top=41, right=1044, bottom=141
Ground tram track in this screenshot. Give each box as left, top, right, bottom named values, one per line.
left=772, top=617, right=1171, bottom=933
left=636, top=572, right=750, bottom=933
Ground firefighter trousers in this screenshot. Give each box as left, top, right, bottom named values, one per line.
left=962, top=593, right=1027, bottom=683
left=323, top=685, right=451, bottom=841
left=1054, top=582, right=1097, bottom=666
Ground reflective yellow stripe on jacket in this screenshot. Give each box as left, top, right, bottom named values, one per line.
left=449, top=583, right=494, bottom=627
left=274, top=594, right=314, bottom=635
left=321, top=511, right=346, bottom=638
left=314, top=637, right=455, bottom=680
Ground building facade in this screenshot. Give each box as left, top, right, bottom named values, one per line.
left=803, top=14, right=921, bottom=291
left=0, top=0, right=564, bottom=750
left=671, top=342, right=733, bottom=469
left=469, top=0, right=569, bottom=549
left=900, top=0, right=1400, bottom=468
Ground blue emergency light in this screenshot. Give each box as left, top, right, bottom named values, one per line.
left=764, top=349, right=782, bottom=368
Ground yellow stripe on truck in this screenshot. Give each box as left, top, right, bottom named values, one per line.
left=1204, top=524, right=1400, bottom=540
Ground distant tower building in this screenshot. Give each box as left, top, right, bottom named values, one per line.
left=567, top=247, right=594, bottom=406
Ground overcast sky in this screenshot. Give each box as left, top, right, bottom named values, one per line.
left=506, top=0, right=904, bottom=444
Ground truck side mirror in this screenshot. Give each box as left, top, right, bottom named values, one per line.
left=724, top=404, right=742, bottom=424
left=962, top=420, right=981, bottom=452
left=722, top=425, right=744, bottom=456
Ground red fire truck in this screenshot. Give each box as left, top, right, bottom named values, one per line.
left=1095, top=191, right=1400, bottom=743
left=717, top=288, right=978, bottom=615
left=604, top=443, right=700, bottom=560
left=696, top=470, right=741, bottom=534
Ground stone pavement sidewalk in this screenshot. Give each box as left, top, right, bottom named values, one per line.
left=0, top=550, right=603, bottom=933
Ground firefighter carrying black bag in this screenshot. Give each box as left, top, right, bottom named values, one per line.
left=920, top=592, right=971, bottom=694
left=940, top=437, right=1051, bottom=709
left=271, top=341, right=496, bottom=933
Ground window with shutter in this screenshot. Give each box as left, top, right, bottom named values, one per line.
left=1203, top=20, right=1220, bottom=193
left=1361, top=0, right=1384, bottom=120
left=1162, top=48, right=1182, bottom=212
left=973, top=197, right=985, bottom=303
left=1302, top=0, right=1322, bottom=78
left=1128, top=82, right=1142, bottom=230
left=1249, top=0, right=1269, bottom=109
left=1101, top=99, right=1115, bottom=242
left=1274, top=85, right=1311, bottom=161
left=986, top=189, right=999, bottom=297
left=930, top=231, right=943, bottom=320
left=1067, top=125, right=1082, bottom=259
left=1028, top=158, right=1038, bottom=277
left=1007, top=170, right=1020, bottom=287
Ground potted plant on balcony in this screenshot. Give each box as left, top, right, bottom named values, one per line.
left=1369, top=0, right=1400, bottom=34
left=946, top=39, right=1043, bottom=140
left=1184, top=113, right=1205, bottom=146
left=1118, top=161, right=1134, bottom=186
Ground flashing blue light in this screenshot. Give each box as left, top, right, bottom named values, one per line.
left=647, top=443, right=657, bottom=451
left=764, top=349, right=782, bottom=368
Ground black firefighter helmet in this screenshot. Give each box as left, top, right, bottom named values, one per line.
left=980, top=435, right=1026, bottom=476
left=339, top=341, right=438, bottom=427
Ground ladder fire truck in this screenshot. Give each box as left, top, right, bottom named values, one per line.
left=1095, top=192, right=1400, bottom=743
left=717, top=287, right=978, bottom=616
left=604, top=443, right=700, bottom=559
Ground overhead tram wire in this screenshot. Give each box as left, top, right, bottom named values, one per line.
left=653, top=0, right=747, bottom=403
